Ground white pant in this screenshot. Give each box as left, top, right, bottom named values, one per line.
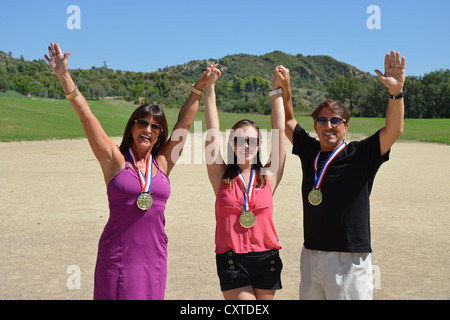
left=299, top=246, right=373, bottom=300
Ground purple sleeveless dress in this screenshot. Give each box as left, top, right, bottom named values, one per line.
left=94, top=155, right=170, bottom=300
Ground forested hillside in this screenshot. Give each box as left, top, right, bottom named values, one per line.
left=1, top=50, right=449, bottom=118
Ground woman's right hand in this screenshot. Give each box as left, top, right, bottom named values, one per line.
left=274, top=65, right=291, bottom=90
left=196, top=64, right=221, bottom=90
left=44, top=42, right=71, bottom=78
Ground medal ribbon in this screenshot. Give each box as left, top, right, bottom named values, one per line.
left=237, top=167, right=256, bottom=211
left=128, top=148, right=153, bottom=193
left=313, top=141, right=346, bottom=190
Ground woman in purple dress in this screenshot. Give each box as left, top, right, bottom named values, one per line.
left=45, top=42, right=214, bottom=299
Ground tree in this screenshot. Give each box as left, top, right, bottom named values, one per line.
left=421, top=70, right=450, bottom=118
left=442, top=81, right=450, bottom=118
left=254, top=77, right=271, bottom=95
left=131, top=84, right=145, bottom=99
left=0, top=77, right=10, bottom=90
left=13, top=75, right=32, bottom=93
left=232, top=75, right=245, bottom=94
left=345, top=75, right=361, bottom=111
left=360, top=79, right=388, bottom=117
left=327, top=74, right=361, bottom=111
left=327, top=76, right=346, bottom=104
left=88, top=83, right=106, bottom=99
left=215, top=80, right=232, bottom=101
left=156, top=75, right=171, bottom=98
left=404, top=77, right=426, bottom=118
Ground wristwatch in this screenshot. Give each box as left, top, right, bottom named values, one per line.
left=269, top=88, right=283, bottom=97
left=389, top=90, right=406, bottom=100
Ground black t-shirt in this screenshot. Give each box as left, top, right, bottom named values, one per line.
left=292, top=123, right=390, bottom=253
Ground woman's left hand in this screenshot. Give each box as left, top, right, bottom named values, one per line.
left=44, top=42, right=72, bottom=79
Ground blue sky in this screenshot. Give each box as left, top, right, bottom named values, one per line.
left=0, top=0, right=449, bottom=76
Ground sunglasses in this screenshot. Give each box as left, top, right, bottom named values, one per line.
left=233, top=136, right=259, bottom=147
left=135, top=119, right=163, bottom=132
left=314, top=117, right=347, bottom=127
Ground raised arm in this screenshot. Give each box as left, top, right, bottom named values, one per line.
left=277, top=66, right=298, bottom=144
left=44, top=42, right=124, bottom=185
left=375, top=50, right=406, bottom=156
left=265, top=67, right=286, bottom=193
left=159, top=66, right=214, bottom=176
left=204, top=65, right=224, bottom=195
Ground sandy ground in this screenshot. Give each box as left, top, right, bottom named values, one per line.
left=0, top=133, right=449, bottom=300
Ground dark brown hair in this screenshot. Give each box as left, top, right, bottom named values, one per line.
left=222, top=119, right=266, bottom=188
left=311, top=99, right=351, bottom=123
left=119, top=104, right=168, bottom=158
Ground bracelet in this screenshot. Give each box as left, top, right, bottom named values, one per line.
left=389, top=90, right=406, bottom=100
left=269, top=88, right=283, bottom=97
left=190, top=85, right=203, bottom=96
left=65, top=86, right=81, bottom=101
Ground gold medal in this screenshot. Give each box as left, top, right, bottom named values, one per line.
left=237, top=167, right=257, bottom=228
left=136, top=192, right=153, bottom=211
left=310, top=141, right=346, bottom=207
left=129, top=148, right=154, bottom=211
left=239, top=210, right=256, bottom=228
left=308, top=188, right=322, bottom=206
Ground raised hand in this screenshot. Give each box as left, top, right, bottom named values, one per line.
left=374, top=50, right=406, bottom=94
left=272, top=66, right=281, bottom=90
left=44, top=42, right=71, bottom=78
left=209, top=64, right=222, bottom=84
left=274, top=65, right=291, bottom=91
left=197, top=64, right=221, bottom=89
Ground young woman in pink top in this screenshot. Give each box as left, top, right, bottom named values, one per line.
left=204, top=65, right=286, bottom=300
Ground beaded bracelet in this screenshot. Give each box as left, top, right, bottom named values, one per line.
left=190, top=85, right=203, bottom=96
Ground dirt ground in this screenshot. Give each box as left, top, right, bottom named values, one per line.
left=0, top=133, right=449, bottom=300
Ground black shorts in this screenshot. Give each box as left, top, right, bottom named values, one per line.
left=216, top=249, right=283, bottom=292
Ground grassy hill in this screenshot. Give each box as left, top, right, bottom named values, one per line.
left=1, top=94, right=449, bottom=144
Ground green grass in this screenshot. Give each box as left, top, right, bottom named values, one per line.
left=0, top=96, right=130, bottom=141
left=346, top=117, right=450, bottom=144
left=1, top=95, right=449, bottom=144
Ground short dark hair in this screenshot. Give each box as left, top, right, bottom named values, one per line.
left=311, top=99, right=350, bottom=123
left=119, top=104, right=168, bottom=158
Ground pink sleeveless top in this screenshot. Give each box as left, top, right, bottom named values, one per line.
left=215, top=177, right=281, bottom=254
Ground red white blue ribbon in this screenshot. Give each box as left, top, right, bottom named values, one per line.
left=129, top=148, right=153, bottom=193
left=313, top=141, right=346, bottom=190
left=237, top=167, right=256, bottom=211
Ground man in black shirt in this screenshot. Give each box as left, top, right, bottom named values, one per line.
left=276, top=51, right=405, bottom=299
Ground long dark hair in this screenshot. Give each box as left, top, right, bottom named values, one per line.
left=222, top=119, right=266, bottom=188
left=119, top=104, right=168, bottom=158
